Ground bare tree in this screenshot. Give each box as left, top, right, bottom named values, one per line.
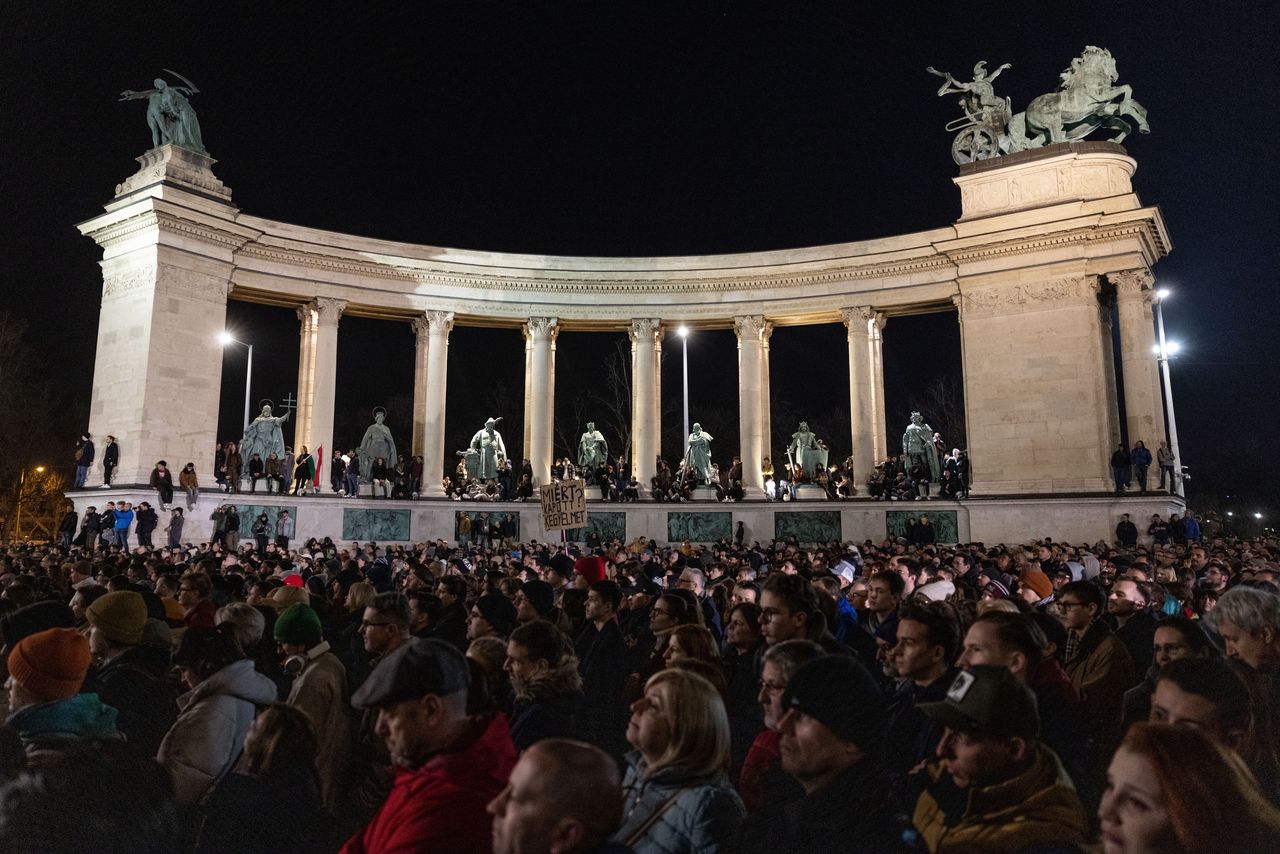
left=0, top=313, right=59, bottom=484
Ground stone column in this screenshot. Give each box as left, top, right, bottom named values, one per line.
left=525, top=317, right=558, bottom=486
left=549, top=327, right=559, bottom=470
left=411, top=314, right=430, bottom=455
left=297, top=298, right=345, bottom=484
left=522, top=328, right=533, bottom=462
left=842, top=307, right=876, bottom=480
left=735, top=316, right=766, bottom=495
left=869, top=312, right=888, bottom=462
left=294, top=305, right=317, bottom=453
left=630, top=319, right=661, bottom=495
left=652, top=336, right=662, bottom=470
left=1111, top=270, right=1163, bottom=449
left=421, top=310, right=454, bottom=498
left=760, top=322, right=773, bottom=467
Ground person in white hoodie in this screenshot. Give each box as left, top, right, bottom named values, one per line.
left=158, top=624, right=277, bottom=805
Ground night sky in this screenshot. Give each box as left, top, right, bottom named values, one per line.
left=2, top=3, right=1276, bottom=518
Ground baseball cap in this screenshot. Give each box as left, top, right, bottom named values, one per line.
left=351, top=637, right=471, bottom=710
left=918, top=665, right=1040, bottom=740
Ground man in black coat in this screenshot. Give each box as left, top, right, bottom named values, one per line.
left=575, top=580, right=630, bottom=760
left=431, top=575, right=470, bottom=652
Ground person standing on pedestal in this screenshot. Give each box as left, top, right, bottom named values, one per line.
left=101, top=435, right=118, bottom=488
left=1156, top=441, right=1176, bottom=494
left=291, top=446, right=314, bottom=496
left=74, top=433, right=94, bottom=489
left=224, top=442, right=242, bottom=495
left=1110, top=443, right=1131, bottom=494
left=345, top=450, right=361, bottom=496
left=1130, top=441, right=1152, bottom=494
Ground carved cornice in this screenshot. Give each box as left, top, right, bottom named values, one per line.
left=86, top=209, right=250, bottom=252
left=943, top=222, right=1168, bottom=265
left=960, top=276, right=1099, bottom=317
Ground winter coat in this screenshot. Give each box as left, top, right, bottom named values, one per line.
left=612, top=753, right=746, bottom=854
left=912, top=743, right=1087, bottom=852
left=103, top=442, right=118, bottom=468
left=736, top=759, right=903, bottom=853
left=135, top=507, right=159, bottom=535
left=509, top=655, right=582, bottom=752
left=157, top=658, right=278, bottom=805
left=1065, top=621, right=1136, bottom=761
left=737, top=728, right=803, bottom=814
left=84, top=644, right=177, bottom=759
left=197, top=764, right=329, bottom=854
left=576, top=619, right=632, bottom=759
left=286, top=646, right=350, bottom=809
left=723, top=642, right=765, bottom=776
left=6, top=693, right=120, bottom=761
left=180, top=468, right=199, bottom=488
left=431, top=602, right=469, bottom=653
left=76, top=439, right=95, bottom=467
left=340, top=712, right=516, bottom=854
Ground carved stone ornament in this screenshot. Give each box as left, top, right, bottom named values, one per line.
left=840, top=306, right=876, bottom=333
left=960, top=276, right=1096, bottom=317
left=1108, top=269, right=1155, bottom=299
left=312, top=297, right=347, bottom=324
left=425, top=310, right=455, bottom=335
left=101, top=263, right=157, bottom=301
left=733, top=315, right=766, bottom=341
left=525, top=316, right=559, bottom=340
left=628, top=318, right=662, bottom=343
left=410, top=314, right=430, bottom=337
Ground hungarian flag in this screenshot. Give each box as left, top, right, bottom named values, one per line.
left=312, top=446, right=324, bottom=489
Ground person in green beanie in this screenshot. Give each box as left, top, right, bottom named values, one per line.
left=84, top=591, right=178, bottom=758
left=275, top=603, right=350, bottom=810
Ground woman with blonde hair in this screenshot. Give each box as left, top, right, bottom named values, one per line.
left=613, top=669, right=745, bottom=853
left=1099, top=722, right=1280, bottom=853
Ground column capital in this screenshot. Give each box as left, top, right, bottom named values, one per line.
left=295, top=303, right=313, bottom=324
left=1108, top=269, right=1156, bottom=300
left=872, top=311, right=887, bottom=332
left=761, top=320, right=774, bottom=345
left=733, top=315, right=766, bottom=341
left=840, top=306, right=875, bottom=332
left=628, top=318, right=662, bottom=343
left=311, top=297, right=347, bottom=325
left=425, top=309, right=455, bottom=334
left=524, top=316, right=559, bottom=341
left=411, top=313, right=430, bottom=337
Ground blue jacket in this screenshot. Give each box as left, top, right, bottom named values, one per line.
left=1131, top=447, right=1153, bottom=466
left=7, top=693, right=119, bottom=749
left=612, top=753, right=745, bottom=854
left=113, top=508, right=135, bottom=530
left=1183, top=517, right=1201, bottom=542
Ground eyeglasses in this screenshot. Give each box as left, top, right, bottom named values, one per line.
left=650, top=607, right=671, bottom=616
left=360, top=620, right=395, bottom=630
left=758, top=680, right=786, bottom=695
left=760, top=607, right=787, bottom=622
left=1058, top=601, right=1087, bottom=611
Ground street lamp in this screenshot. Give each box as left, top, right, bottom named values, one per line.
left=14, top=465, right=46, bottom=541
left=220, top=332, right=254, bottom=432
left=1151, top=288, right=1182, bottom=495
left=1255, top=512, right=1264, bottom=521
left=677, top=326, right=690, bottom=452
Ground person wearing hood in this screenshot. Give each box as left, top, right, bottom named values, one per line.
left=505, top=620, right=583, bottom=752
left=158, top=625, right=278, bottom=805
left=275, top=603, right=350, bottom=809
left=83, top=591, right=177, bottom=759
left=6, top=627, right=120, bottom=762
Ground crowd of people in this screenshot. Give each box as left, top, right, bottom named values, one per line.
left=5, top=505, right=1280, bottom=853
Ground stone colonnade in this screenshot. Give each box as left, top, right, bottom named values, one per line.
left=76, top=141, right=1172, bottom=502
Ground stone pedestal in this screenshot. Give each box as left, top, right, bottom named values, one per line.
left=795, top=484, right=827, bottom=501
left=583, top=486, right=603, bottom=501
left=691, top=486, right=719, bottom=502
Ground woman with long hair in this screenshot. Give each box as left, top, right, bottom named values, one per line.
left=722, top=602, right=765, bottom=779
left=1099, top=722, right=1280, bottom=853
left=196, top=703, right=328, bottom=854
left=613, top=669, right=745, bottom=853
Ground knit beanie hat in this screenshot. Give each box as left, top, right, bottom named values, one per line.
left=783, top=656, right=887, bottom=750
left=520, top=580, right=555, bottom=617
left=274, top=604, right=323, bottom=647
left=1020, top=569, right=1054, bottom=601
left=475, top=594, right=518, bottom=639
left=573, top=555, right=607, bottom=585
left=8, top=627, right=92, bottom=701
left=85, top=591, right=148, bottom=646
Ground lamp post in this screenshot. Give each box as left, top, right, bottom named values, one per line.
left=13, top=464, right=46, bottom=541
left=220, top=332, right=254, bottom=432
left=678, top=326, right=690, bottom=452
left=1151, top=288, right=1182, bottom=495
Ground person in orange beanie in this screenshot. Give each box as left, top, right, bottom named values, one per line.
left=6, top=627, right=119, bottom=755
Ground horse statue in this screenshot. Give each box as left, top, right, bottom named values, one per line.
left=1006, top=46, right=1149, bottom=151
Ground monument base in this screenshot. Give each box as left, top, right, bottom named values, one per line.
left=584, top=486, right=603, bottom=501
left=691, top=486, right=719, bottom=502
left=795, top=484, right=828, bottom=501
left=67, top=489, right=1184, bottom=548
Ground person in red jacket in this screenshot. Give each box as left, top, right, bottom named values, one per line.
left=342, top=637, right=517, bottom=854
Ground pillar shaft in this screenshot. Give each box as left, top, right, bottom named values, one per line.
left=411, top=315, right=429, bottom=455
left=522, top=330, right=533, bottom=461
left=525, top=317, right=557, bottom=486
left=1112, top=270, right=1162, bottom=448
left=294, top=305, right=316, bottom=453
left=630, top=319, right=661, bottom=493
left=422, top=310, right=454, bottom=497
left=735, top=316, right=765, bottom=495
left=842, top=307, right=876, bottom=481
left=652, top=337, right=662, bottom=472
left=760, top=323, right=773, bottom=470
left=297, top=298, right=344, bottom=485
left=869, top=312, right=888, bottom=461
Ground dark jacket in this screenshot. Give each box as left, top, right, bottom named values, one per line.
left=84, top=644, right=178, bottom=759
left=736, top=760, right=905, bottom=853
left=198, top=765, right=330, bottom=854
left=576, top=618, right=631, bottom=759
left=430, top=602, right=469, bottom=653
left=1111, top=609, right=1159, bottom=673
left=885, top=668, right=958, bottom=783
left=1065, top=620, right=1135, bottom=762
left=135, top=507, right=159, bottom=535
left=724, top=641, right=765, bottom=776
left=76, top=439, right=95, bottom=467
left=509, top=656, right=582, bottom=753
left=103, top=442, right=118, bottom=468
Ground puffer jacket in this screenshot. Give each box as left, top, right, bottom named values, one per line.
left=509, top=654, right=582, bottom=753
left=157, top=658, right=277, bottom=805
left=612, top=753, right=745, bottom=854
left=7, top=693, right=120, bottom=761
left=912, top=743, right=1087, bottom=853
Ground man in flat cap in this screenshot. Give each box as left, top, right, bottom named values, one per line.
left=341, top=638, right=517, bottom=854
left=911, top=664, right=1086, bottom=852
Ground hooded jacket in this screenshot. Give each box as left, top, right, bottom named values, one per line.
left=912, top=743, right=1087, bottom=852
left=157, top=658, right=278, bottom=805
left=509, top=654, right=582, bottom=752
left=612, top=753, right=746, bottom=854
left=340, top=712, right=516, bottom=854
